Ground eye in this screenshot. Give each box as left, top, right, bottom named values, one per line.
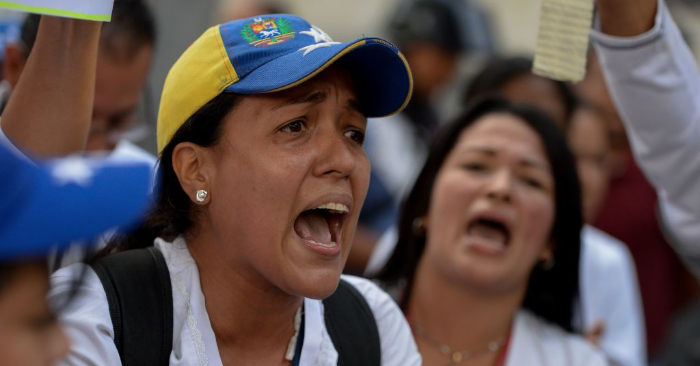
left=461, top=162, right=487, bottom=172
left=522, top=176, right=544, bottom=189
left=279, top=119, right=307, bottom=134
left=344, top=129, right=365, bottom=145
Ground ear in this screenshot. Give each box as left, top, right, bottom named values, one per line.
left=412, top=214, right=429, bottom=237
left=538, top=241, right=555, bottom=263
left=3, top=43, right=27, bottom=90
left=172, top=142, right=214, bottom=205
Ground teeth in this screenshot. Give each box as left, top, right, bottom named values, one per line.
left=316, top=203, right=349, bottom=213
left=305, top=240, right=337, bottom=248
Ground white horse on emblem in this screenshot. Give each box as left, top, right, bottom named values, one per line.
left=258, top=29, right=281, bottom=38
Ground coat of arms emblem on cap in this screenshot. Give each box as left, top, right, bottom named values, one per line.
left=241, top=17, right=295, bottom=47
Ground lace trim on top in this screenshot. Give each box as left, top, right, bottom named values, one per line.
left=172, top=275, right=209, bottom=366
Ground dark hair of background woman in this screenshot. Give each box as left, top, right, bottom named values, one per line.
left=377, top=96, right=583, bottom=332
left=463, top=57, right=578, bottom=128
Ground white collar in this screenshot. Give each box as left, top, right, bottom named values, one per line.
left=154, top=237, right=339, bottom=366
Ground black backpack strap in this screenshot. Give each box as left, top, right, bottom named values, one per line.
left=323, top=279, right=381, bottom=366
left=91, top=247, right=173, bottom=366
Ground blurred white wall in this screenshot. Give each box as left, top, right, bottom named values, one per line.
left=472, top=0, right=540, bottom=55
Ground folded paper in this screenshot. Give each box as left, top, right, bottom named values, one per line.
left=533, top=0, right=594, bottom=82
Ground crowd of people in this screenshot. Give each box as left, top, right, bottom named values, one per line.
left=2, top=0, right=700, bottom=365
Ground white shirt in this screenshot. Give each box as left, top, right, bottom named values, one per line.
left=506, top=310, right=608, bottom=366
left=591, top=0, right=700, bottom=278
left=49, top=238, right=422, bottom=366
left=365, top=226, right=644, bottom=366
left=580, top=227, right=646, bottom=366
left=107, top=139, right=158, bottom=167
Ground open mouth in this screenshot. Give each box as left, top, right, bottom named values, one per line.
left=466, top=217, right=511, bottom=249
left=293, top=203, right=349, bottom=248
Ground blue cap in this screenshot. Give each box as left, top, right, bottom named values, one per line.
left=158, top=14, right=414, bottom=152
left=0, top=143, right=155, bottom=260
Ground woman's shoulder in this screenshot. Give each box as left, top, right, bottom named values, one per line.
left=50, top=264, right=122, bottom=366
left=512, top=310, right=609, bottom=366
left=339, top=275, right=422, bottom=366
left=339, top=275, right=400, bottom=317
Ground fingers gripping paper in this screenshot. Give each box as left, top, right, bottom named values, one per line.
left=0, top=0, right=114, bottom=21
left=533, top=0, right=594, bottom=82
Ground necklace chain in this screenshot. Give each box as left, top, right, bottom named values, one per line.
left=413, top=323, right=506, bottom=365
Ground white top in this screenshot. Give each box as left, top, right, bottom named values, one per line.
left=591, top=0, right=700, bottom=278
left=365, top=225, right=643, bottom=366
left=506, top=310, right=608, bottom=366
left=49, top=237, right=422, bottom=366
left=580, top=227, right=646, bottom=366
left=107, top=139, right=158, bottom=167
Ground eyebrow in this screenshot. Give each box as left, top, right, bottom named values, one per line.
left=347, top=98, right=364, bottom=115
left=272, top=91, right=327, bottom=110
left=458, top=146, right=551, bottom=171
left=272, top=90, right=364, bottom=116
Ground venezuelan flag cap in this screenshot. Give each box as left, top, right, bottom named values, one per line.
left=157, top=14, right=413, bottom=153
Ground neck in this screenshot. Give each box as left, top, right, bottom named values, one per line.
left=408, top=257, right=523, bottom=352
left=186, top=230, right=302, bottom=356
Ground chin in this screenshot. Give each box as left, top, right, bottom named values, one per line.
left=286, top=266, right=343, bottom=300
left=445, top=259, right=510, bottom=291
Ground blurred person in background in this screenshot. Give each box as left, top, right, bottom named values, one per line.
left=0, top=12, right=154, bottom=366
left=591, top=0, right=700, bottom=361
left=379, top=97, right=608, bottom=365
left=463, top=57, right=576, bottom=128
left=578, top=48, right=698, bottom=356
left=1, top=0, right=156, bottom=163
left=462, top=57, right=645, bottom=366
left=348, top=0, right=495, bottom=273
left=1, top=0, right=157, bottom=269
left=568, top=103, right=646, bottom=366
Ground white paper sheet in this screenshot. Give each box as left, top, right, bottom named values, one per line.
left=0, top=0, right=114, bottom=21
left=533, top=0, right=594, bottom=82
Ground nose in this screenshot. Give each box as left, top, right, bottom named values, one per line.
left=485, top=168, right=513, bottom=203
left=313, top=128, right=357, bottom=179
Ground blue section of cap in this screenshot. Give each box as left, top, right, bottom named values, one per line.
left=225, top=39, right=358, bottom=92
left=0, top=143, right=154, bottom=260
left=219, top=14, right=313, bottom=78
left=217, top=14, right=411, bottom=117
left=225, top=38, right=410, bottom=117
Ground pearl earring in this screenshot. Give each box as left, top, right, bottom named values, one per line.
left=196, top=189, right=208, bottom=203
